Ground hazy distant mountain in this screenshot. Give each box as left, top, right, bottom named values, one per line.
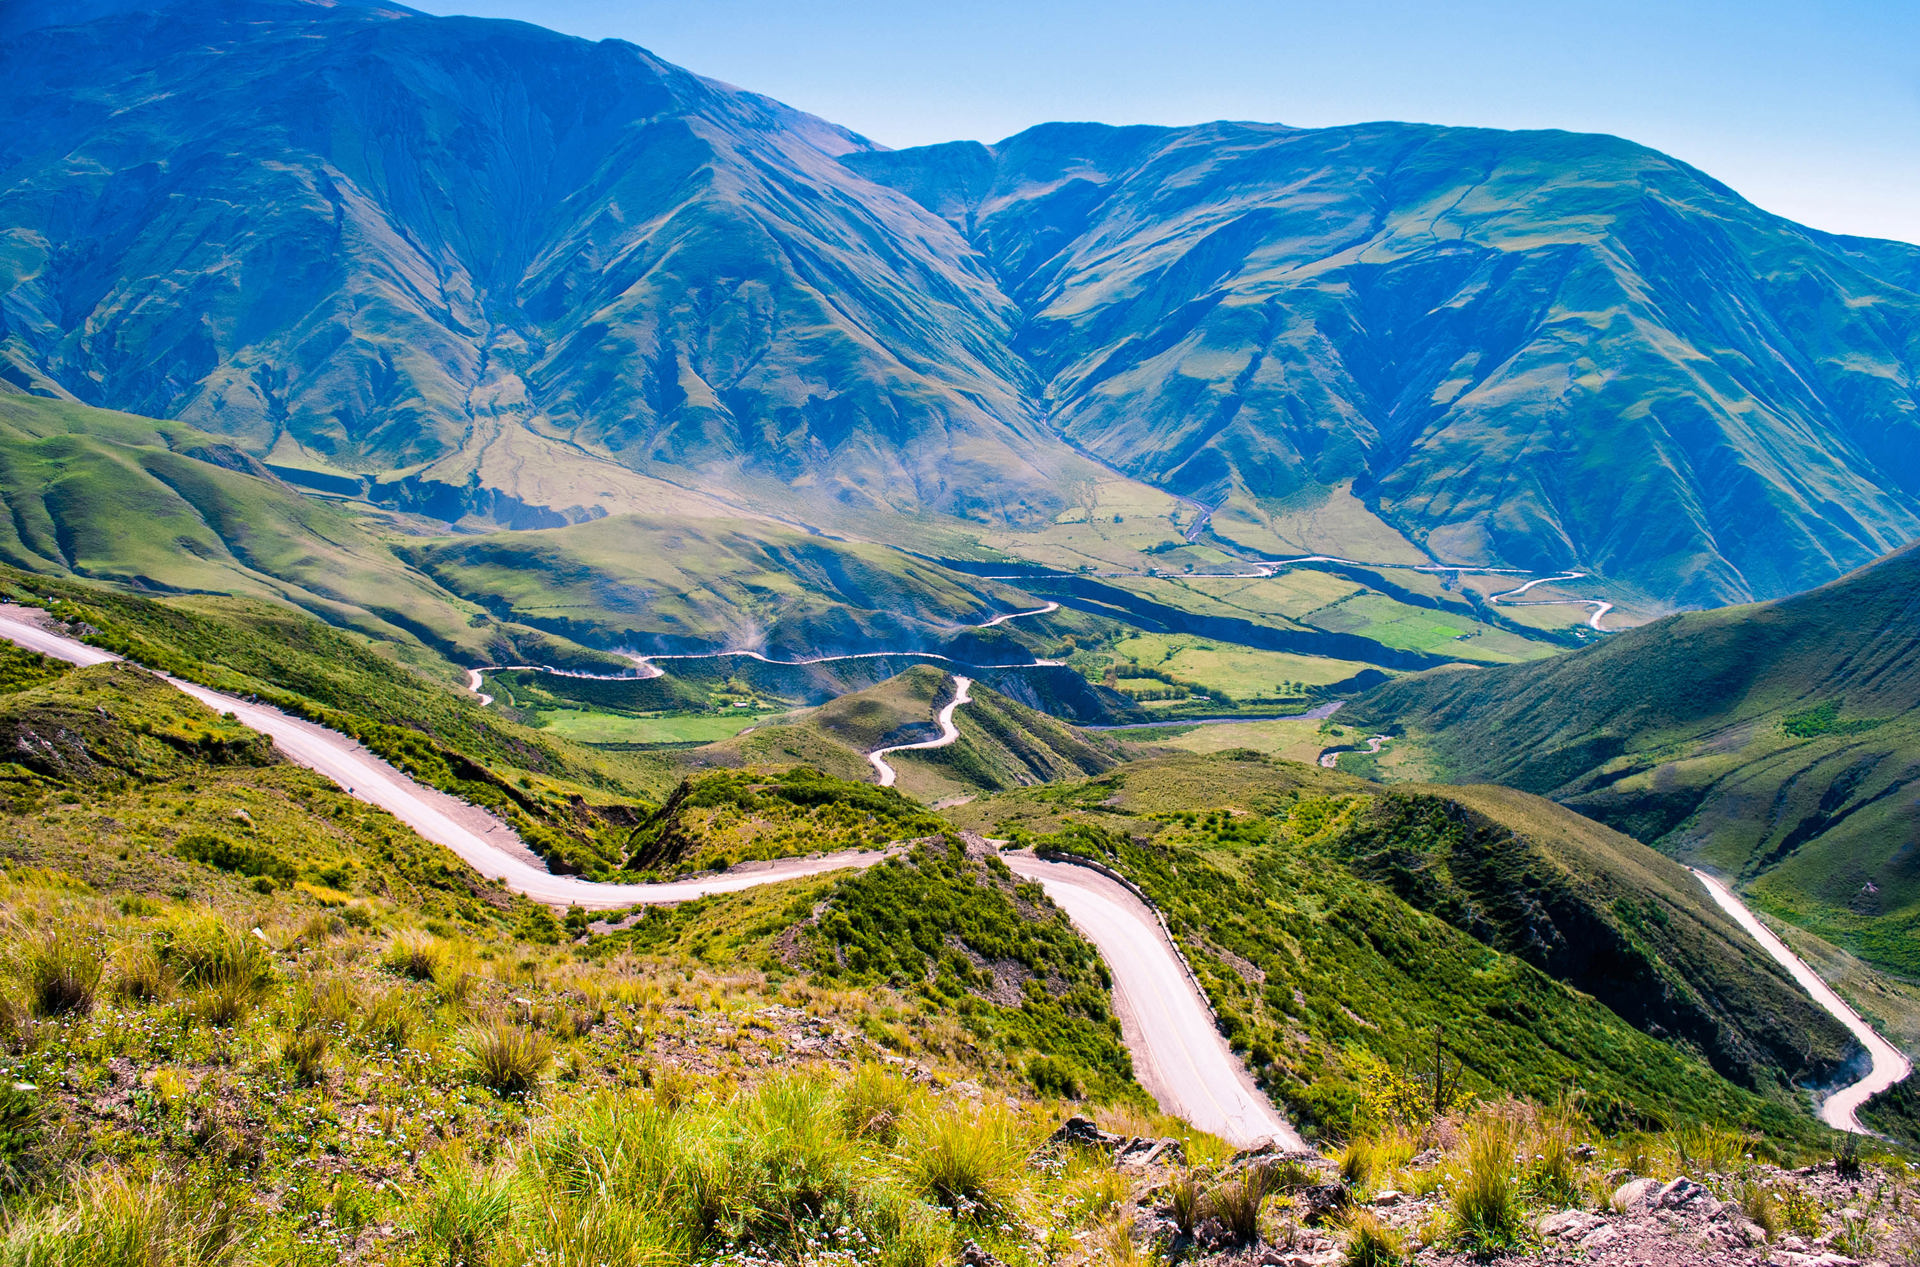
left=5, top=0, right=1919, bottom=604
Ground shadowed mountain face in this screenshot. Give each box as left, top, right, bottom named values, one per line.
left=850, top=124, right=1920, bottom=605
left=4, top=1, right=1919, bottom=604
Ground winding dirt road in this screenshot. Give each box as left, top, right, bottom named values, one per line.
left=6, top=607, right=1894, bottom=1144
left=466, top=601, right=1067, bottom=700
left=1318, top=733, right=1388, bottom=769
left=867, top=676, right=972, bottom=787
left=1692, top=870, right=1912, bottom=1133
left=1003, top=851, right=1303, bottom=1149
left=0, top=610, right=884, bottom=909
left=1488, top=571, right=1615, bottom=632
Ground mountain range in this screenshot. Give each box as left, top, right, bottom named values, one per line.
left=3, top=0, right=1919, bottom=608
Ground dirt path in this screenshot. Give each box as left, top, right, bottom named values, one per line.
left=1003, top=851, right=1302, bottom=1149
left=1488, top=571, right=1615, bottom=632
left=867, top=676, right=972, bottom=787
left=1318, top=733, right=1388, bottom=769
left=469, top=603, right=1063, bottom=700
left=0, top=621, right=1302, bottom=1145
left=0, top=609, right=885, bottom=909
left=1692, top=870, right=1911, bottom=1132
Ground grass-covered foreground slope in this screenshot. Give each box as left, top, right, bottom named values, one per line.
left=0, top=567, right=678, bottom=873
left=1352, top=542, right=1920, bottom=975
left=0, top=635, right=1193, bottom=1259
left=952, top=754, right=1849, bottom=1142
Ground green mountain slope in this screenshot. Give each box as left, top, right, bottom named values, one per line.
left=953, top=753, right=1851, bottom=1137
left=851, top=124, right=1920, bottom=605
left=3, top=3, right=1919, bottom=606
left=1351, top=542, right=1920, bottom=973
left=410, top=515, right=1053, bottom=658
left=0, top=0, right=1100, bottom=532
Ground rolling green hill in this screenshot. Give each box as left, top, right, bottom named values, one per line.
left=4, top=2, right=1919, bottom=606
left=952, top=753, right=1852, bottom=1136
left=678, top=667, right=1125, bottom=797
left=1351, top=542, right=1920, bottom=973
left=409, top=515, right=1060, bottom=658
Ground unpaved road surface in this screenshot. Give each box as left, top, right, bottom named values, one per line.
left=1318, top=733, right=1388, bottom=769
left=1004, top=850, right=1302, bottom=1149
left=1693, top=869, right=1911, bottom=1132
left=0, top=610, right=885, bottom=909
left=868, top=676, right=972, bottom=787
left=473, top=601, right=1068, bottom=696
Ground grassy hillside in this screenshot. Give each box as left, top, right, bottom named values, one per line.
left=0, top=636, right=1179, bottom=1258
left=888, top=681, right=1125, bottom=802
left=409, top=515, right=1071, bottom=658
left=951, top=754, right=1849, bottom=1141
left=1351, top=543, right=1920, bottom=974
left=668, top=668, right=1126, bottom=803
left=0, top=391, right=615, bottom=665
left=0, top=568, right=671, bottom=873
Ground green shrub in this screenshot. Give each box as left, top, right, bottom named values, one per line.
left=1027, top=1054, right=1080, bottom=1099
left=174, top=832, right=294, bottom=885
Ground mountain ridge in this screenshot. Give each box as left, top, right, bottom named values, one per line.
left=3, top=0, right=1918, bottom=607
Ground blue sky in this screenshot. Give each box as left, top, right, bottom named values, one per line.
left=410, top=0, right=1920, bottom=244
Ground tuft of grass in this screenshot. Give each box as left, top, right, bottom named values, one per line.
left=18, top=927, right=104, bottom=1017
left=1337, top=1206, right=1408, bottom=1266
left=1449, top=1112, right=1529, bottom=1254
left=1669, top=1122, right=1749, bottom=1175
left=382, top=931, right=446, bottom=983
left=1202, top=1175, right=1264, bottom=1245
left=283, top=1028, right=329, bottom=1086
left=0, top=1169, right=236, bottom=1265
left=160, top=916, right=273, bottom=995
left=413, top=1148, right=515, bottom=1265
left=110, top=944, right=172, bottom=1004
left=900, top=1103, right=1027, bottom=1218
left=465, top=1019, right=552, bottom=1096
left=840, top=1063, right=921, bottom=1144
left=1526, top=1103, right=1581, bottom=1206
left=1738, top=1179, right=1780, bottom=1239
left=1167, top=1169, right=1203, bottom=1237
